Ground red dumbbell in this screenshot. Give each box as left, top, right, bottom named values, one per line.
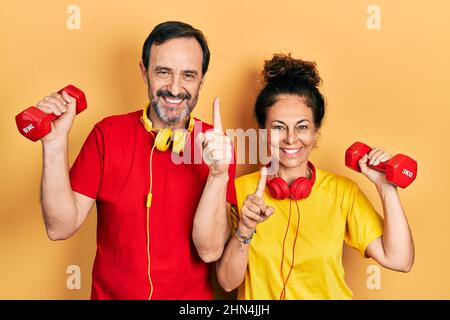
left=15, top=85, right=87, bottom=142
left=345, top=142, right=417, bottom=188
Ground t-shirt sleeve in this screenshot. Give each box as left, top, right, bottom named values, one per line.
left=69, top=123, right=104, bottom=199
left=344, top=182, right=384, bottom=258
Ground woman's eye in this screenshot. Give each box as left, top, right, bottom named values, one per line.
left=273, top=125, right=284, bottom=130
left=297, top=125, right=308, bottom=130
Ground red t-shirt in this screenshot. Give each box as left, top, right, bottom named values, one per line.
left=69, top=110, right=237, bottom=300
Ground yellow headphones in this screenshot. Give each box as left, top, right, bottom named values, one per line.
left=140, top=103, right=195, bottom=154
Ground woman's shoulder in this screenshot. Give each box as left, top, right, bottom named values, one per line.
left=235, top=170, right=261, bottom=187
left=315, top=167, right=357, bottom=191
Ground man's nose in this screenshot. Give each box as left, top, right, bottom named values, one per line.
left=168, top=75, right=181, bottom=97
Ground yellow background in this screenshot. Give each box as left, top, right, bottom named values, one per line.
left=1, top=0, right=449, bottom=299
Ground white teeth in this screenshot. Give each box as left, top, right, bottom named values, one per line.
left=282, top=148, right=300, bottom=154
left=165, top=97, right=182, bottom=104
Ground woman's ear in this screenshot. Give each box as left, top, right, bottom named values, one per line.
left=313, top=132, right=320, bottom=148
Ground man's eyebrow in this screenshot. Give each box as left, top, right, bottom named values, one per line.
left=154, top=66, right=171, bottom=71
left=183, top=70, right=198, bottom=75
left=153, top=67, right=199, bottom=75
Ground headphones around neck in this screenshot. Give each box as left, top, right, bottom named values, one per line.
left=266, top=161, right=316, bottom=200
left=140, top=103, right=195, bottom=154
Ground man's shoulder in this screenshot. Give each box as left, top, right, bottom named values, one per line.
left=95, top=110, right=142, bottom=129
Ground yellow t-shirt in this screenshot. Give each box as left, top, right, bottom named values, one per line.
left=234, top=167, right=384, bottom=300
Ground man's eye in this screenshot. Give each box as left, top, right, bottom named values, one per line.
left=157, top=71, right=169, bottom=76
left=184, top=74, right=195, bottom=80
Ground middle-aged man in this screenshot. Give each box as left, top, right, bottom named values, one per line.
left=37, top=20, right=236, bottom=299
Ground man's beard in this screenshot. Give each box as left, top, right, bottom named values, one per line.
left=148, top=86, right=198, bottom=125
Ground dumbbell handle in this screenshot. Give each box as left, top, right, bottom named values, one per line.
left=44, top=113, right=58, bottom=122
left=55, top=85, right=86, bottom=115
left=346, top=141, right=388, bottom=173
left=31, top=86, right=77, bottom=121
left=27, top=85, right=85, bottom=118
left=366, top=159, right=387, bottom=172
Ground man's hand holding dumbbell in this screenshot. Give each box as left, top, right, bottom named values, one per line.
left=34, top=90, right=76, bottom=143
left=15, top=85, right=93, bottom=241
left=15, top=85, right=87, bottom=143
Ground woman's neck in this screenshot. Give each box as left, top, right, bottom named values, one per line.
left=277, top=162, right=311, bottom=186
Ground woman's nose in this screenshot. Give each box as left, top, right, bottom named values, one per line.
left=285, top=129, right=297, bottom=145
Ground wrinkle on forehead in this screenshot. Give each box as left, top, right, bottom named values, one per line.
left=267, top=95, right=314, bottom=126
left=149, top=38, right=203, bottom=74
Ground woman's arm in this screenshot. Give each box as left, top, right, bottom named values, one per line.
left=216, top=168, right=275, bottom=292
left=216, top=219, right=254, bottom=292
left=360, top=149, right=415, bottom=272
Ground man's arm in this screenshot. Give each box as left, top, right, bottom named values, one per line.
left=192, top=172, right=230, bottom=262
left=192, top=97, right=233, bottom=263
left=42, top=140, right=94, bottom=240
left=38, top=91, right=94, bottom=240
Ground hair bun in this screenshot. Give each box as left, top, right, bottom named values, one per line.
left=263, top=53, right=322, bottom=87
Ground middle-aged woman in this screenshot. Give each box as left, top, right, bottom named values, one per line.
left=216, top=53, right=414, bottom=299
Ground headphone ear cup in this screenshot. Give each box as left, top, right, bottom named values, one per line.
left=266, top=177, right=290, bottom=200
left=172, top=130, right=187, bottom=154
left=290, top=177, right=312, bottom=200
left=154, top=128, right=173, bottom=152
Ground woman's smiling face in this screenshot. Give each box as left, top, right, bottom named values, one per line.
left=266, top=94, right=318, bottom=169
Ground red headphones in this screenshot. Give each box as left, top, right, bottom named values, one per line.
left=266, top=161, right=316, bottom=200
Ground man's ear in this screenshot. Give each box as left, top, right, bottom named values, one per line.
left=199, top=75, right=206, bottom=89
left=139, top=60, right=148, bottom=85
